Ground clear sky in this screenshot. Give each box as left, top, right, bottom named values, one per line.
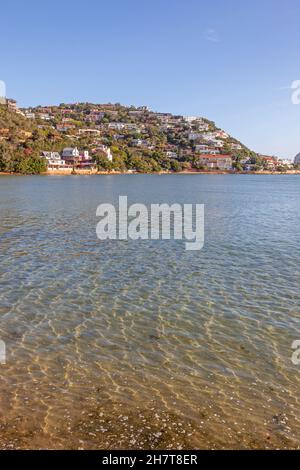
left=1, top=0, right=300, bottom=158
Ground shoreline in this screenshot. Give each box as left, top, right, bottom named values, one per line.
left=1, top=170, right=300, bottom=176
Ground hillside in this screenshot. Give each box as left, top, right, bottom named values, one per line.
left=0, top=100, right=263, bottom=174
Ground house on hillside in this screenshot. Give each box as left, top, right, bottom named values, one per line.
left=131, top=139, right=143, bottom=147
left=92, top=144, right=113, bottom=162
left=25, top=111, right=35, bottom=119
left=166, top=151, right=178, bottom=159
left=38, top=113, right=51, bottom=121
left=85, top=112, right=105, bottom=123
left=56, top=123, right=75, bottom=132
left=78, top=128, right=101, bottom=136
left=260, top=156, right=277, bottom=170
left=214, top=130, right=229, bottom=139
left=188, top=132, right=202, bottom=141
left=231, top=143, right=242, bottom=150
left=108, top=122, right=125, bottom=130
left=61, top=147, right=94, bottom=168
left=62, top=147, right=80, bottom=159
left=41, top=152, right=65, bottom=169
left=6, top=99, right=24, bottom=116
left=183, top=116, right=198, bottom=123
left=197, top=154, right=232, bottom=170
left=195, top=145, right=220, bottom=155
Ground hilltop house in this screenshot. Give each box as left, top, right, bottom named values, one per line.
left=6, top=99, right=24, bottom=116
left=183, top=116, right=198, bottom=123
left=198, top=123, right=210, bottom=132
left=128, top=110, right=145, bottom=117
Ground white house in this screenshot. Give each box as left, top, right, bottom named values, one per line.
left=166, top=151, right=178, bottom=159
left=124, top=123, right=140, bottom=131
left=128, top=110, right=144, bottom=117
left=215, top=130, right=229, bottom=139
left=278, top=159, right=293, bottom=167
left=38, top=113, right=51, bottom=121
left=41, top=152, right=65, bottom=169
left=95, top=144, right=113, bottom=162
left=131, top=139, right=142, bottom=146
left=108, top=123, right=125, bottom=130
left=201, top=132, right=217, bottom=141
left=230, top=143, right=242, bottom=150
left=25, top=111, right=35, bottom=119
left=184, top=116, right=198, bottom=123
left=195, top=145, right=220, bottom=154
left=212, top=140, right=224, bottom=148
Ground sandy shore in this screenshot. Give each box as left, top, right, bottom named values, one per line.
left=46, top=169, right=300, bottom=176
left=1, top=170, right=300, bottom=176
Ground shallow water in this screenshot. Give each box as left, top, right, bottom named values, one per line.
left=0, top=174, right=300, bottom=449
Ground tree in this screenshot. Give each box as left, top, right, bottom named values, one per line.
left=14, top=155, right=47, bottom=174
left=129, top=155, right=152, bottom=173
left=277, top=165, right=287, bottom=173
left=233, top=162, right=243, bottom=172
left=169, top=159, right=182, bottom=172
left=0, top=143, right=14, bottom=171
left=111, top=155, right=127, bottom=172
left=94, top=153, right=113, bottom=171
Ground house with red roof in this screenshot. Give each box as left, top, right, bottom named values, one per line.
left=197, top=154, right=233, bottom=170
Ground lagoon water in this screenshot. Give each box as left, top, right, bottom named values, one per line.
left=0, top=174, right=300, bottom=449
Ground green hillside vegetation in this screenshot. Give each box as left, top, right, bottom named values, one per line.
left=0, top=101, right=273, bottom=174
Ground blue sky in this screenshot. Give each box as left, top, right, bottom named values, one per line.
left=1, top=0, right=300, bottom=158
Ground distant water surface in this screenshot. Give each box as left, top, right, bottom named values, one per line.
left=0, top=174, right=299, bottom=449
